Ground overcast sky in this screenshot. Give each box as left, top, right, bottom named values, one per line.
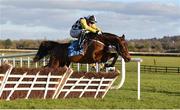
left=0, top=0, right=180, bottom=40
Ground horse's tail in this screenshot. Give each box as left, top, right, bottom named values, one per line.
left=33, top=41, right=60, bottom=62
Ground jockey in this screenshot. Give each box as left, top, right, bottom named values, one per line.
left=70, top=15, right=102, bottom=49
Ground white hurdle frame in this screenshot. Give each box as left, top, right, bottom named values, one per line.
left=110, top=57, right=142, bottom=100
left=0, top=67, right=66, bottom=100
left=75, top=57, right=142, bottom=100
left=58, top=77, right=117, bottom=99
left=0, top=66, right=116, bottom=100
left=0, top=53, right=143, bottom=100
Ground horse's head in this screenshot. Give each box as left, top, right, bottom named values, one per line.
left=116, top=34, right=131, bottom=62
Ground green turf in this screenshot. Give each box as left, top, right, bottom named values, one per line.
left=0, top=56, right=180, bottom=109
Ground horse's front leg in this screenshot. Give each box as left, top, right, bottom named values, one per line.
left=105, top=53, right=118, bottom=67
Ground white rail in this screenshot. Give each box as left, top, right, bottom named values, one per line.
left=0, top=53, right=46, bottom=68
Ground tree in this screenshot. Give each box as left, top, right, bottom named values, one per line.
left=3, top=39, right=12, bottom=49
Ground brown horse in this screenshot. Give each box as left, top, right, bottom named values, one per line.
left=33, top=33, right=131, bottom=68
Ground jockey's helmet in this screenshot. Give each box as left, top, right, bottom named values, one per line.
left=87, top=15, right=97, bottom=24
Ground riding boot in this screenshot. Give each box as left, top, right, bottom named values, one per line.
left=78, top=37, right=83, bottom=49
left=78, top=30, right=87, bottom=48
left=77, top=31, right=86, bottom=55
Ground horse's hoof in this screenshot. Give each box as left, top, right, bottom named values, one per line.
left=105, top=64, right=110, bottom=67
left=106, top=67, right=116, bottom=72
left=33, top=56, right=39, bottom=62
left=3, top=59, right=13, bottom=67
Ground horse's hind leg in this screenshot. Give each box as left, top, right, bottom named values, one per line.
left=47, top=56, right=59, bottom=68
left=66, top=61, right=71, bottom=68
left=43, top=64, right=49, bottom=68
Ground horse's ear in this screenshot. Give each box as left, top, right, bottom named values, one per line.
left=121, top=34, right=125, bottom=39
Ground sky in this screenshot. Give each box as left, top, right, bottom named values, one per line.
left=0, top=0, right=180, bottom=40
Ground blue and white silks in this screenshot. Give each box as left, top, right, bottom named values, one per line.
left=68, top=40, right=84, bottom=57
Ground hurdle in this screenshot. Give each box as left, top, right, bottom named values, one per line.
left=110, top=57, right=142, bottom=100
left=0, top=64, right=118, bottom=100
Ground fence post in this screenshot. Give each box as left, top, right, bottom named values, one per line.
left=13, top=58, right=16, bottom=67
left=86, top=64, right=89, bottom=72
left=137, top=61, right=141, bottom=100
left=35, top=62, right=38, bottom=68
left=27, top=57, right=30, bottom=68
left=77, top=63, right=80, bottom=72
left=144, top=65, right=146, bottom=72
left=117, top=58, right=125, bottom=89
left=155, top=66, right=157, bottom=72
left=43, top=57, right=46, bottom=66
left=96, top=63, right=99, bottom=73
left=0, top=54, right=5, bottom=66
left=20, top=57, right=23, bottom=67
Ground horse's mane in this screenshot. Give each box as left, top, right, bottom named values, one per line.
left=46, top=40, right=71, bottom=45
left=46, top=40, right=60, bottom=44
left=102, top=32, right=119, bottom=38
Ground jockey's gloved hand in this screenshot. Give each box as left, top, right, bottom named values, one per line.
left=96, top=30, right=102, bottom=35
left=85, top=31, right=90, bottom=34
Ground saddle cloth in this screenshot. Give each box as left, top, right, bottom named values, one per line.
left=68, top=40, right=83, bottom=57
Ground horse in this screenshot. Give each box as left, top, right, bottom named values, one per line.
left=33, top=32, right=131, bottom=68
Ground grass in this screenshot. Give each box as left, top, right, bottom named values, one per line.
left=140, top=56, right=180, bottom=66
left=0, top=56, right=180, bottom=109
